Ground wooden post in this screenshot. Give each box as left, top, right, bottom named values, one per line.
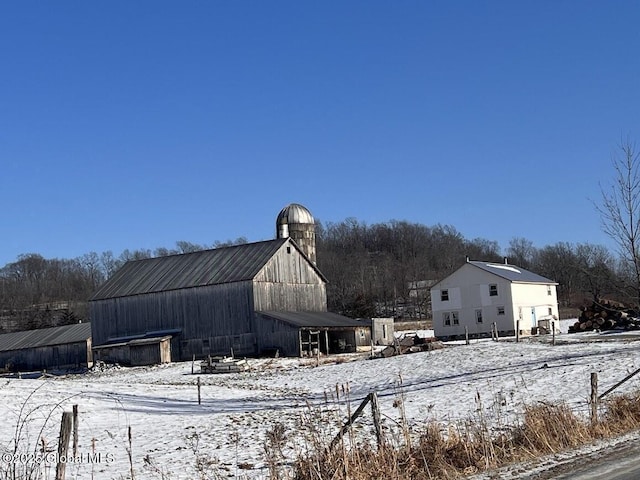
left=329, top=393, right=372, bottom=452
left=230, top=347, right=234, bottom=359
left=590, top=372, right=598, bottom=425
left=55, top=411, right=73, bottom=480
left=197, top=376, right=201, bottom=405
left=493, top=322, right=499, bottom=342
left=127, top=426, right=134, bottom=480
left=552, top=321, right=556, bottom=346
left=369, top=392, right=385, bottom=448
left=516, top=320, right=520, bottom=343
left=464, top=326, right=469, bottom=345
left=191, top=354, right=195, bottom=375
left=298, top=330, right=303, bottom=357
left=72, top=405, right=78, bottom=457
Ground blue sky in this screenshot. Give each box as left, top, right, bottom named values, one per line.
left=1, top=1, right=639, bottom=266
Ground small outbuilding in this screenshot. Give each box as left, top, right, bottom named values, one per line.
left=0, top=323, right=92, bottom=372
left=430, top=259, right=559, bottom=340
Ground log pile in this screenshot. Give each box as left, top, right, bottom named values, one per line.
left=568, top=299, right=640, bottom=333
left=374, top=334, right=443, bottom=358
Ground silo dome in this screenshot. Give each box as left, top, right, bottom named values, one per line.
left=276, top=203, right=316, bottom=264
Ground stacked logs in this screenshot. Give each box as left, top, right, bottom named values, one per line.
left=569, top=299, right=640, bottom=333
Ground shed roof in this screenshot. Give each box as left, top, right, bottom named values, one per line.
left=468, top=261, right=557, bottom=284
left=91, top=238, right=324, bottom=301
left=0, top=323, right=91, bottom=353
left=258, top=311, right=371, bottom=329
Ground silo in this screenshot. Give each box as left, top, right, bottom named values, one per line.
left=276, top=203, right=316, bottom=264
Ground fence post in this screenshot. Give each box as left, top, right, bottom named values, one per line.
left=197, top=376, right=201, bottom=405
left=55, top=411, right=73, bottom=480
left=552, top=321, right=556, bottom=346
left=369, top=392, right=385, bottom=448
left=516, top=320, right=520, bottom=343
left=72, top=405, right=78, bottom=457
left=590, top=372, right=598, bottom=425
left=465, top=326, right=469, bottom=345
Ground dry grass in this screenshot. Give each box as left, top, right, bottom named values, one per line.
left=261, top=389, right=640, bottom=480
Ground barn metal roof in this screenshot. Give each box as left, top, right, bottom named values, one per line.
left=468, top=261, right=557, bottom=284
left=276, top=203, right=315, bottom=225
left=91, top=238, right=324, bottom=301
left=258, top=311, right=371, bottom=329
left=0, top=323, right=91, bottom=353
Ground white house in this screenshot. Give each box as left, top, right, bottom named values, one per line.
left=430, top=259, right=559, bottom=339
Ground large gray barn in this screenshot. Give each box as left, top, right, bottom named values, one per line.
left=89, top=205, right=384, bottom=363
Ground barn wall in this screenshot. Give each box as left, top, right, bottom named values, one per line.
left=90, top=281, right=256, bottom=359
left=253, top=314, right=300, bottom=356
left=253, top=245, right=327, bottom=312
left=0, top=340, right=90, bottom=372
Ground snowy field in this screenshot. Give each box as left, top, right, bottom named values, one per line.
left=3, top=327, right=640, bottom=479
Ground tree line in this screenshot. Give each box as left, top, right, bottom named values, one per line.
left=0, top=219, right=625, bottom=331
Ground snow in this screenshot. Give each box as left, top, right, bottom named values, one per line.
left=2, top=332, right=640, bottom=479
left=484, top=264, right=522, bottom=274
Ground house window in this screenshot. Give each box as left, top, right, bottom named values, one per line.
left=443, top=312, right=451, bottom=326
left=489, top=284, right=498, bottom=296
left=359, top=329, right=366, bottom=339
left=476, top=309, right=483, bottom=323
left=547, top=285, right=552, bottom=296
left=441, top=289, right=449, bottom=301
left=452, top=311, right=459, bottom=325
left=382, top=324, right=388, bottom=339
left=497, top=306, right=505, bottom=316
left=548, top=307, right=553, bottom=316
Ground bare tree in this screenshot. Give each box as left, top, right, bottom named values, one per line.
left=596, top=139, right=640, bottom=308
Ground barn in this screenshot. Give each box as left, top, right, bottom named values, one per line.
left=430, top=258, right=559, bottom=340
left=0, top=322, right=92, bottom=372
left=89, top=204, right=389, bottom=363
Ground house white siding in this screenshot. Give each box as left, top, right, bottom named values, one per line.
left=511, top=283, right=559, bottom=331
left=431, top=261, right=558, bottom=340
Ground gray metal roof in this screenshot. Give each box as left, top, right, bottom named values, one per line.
left=91, top=238, right=325, bottom=301
left=469, top=261, right=557, bottom=284
left=258, top=311, right=371, bottom=329
left=276, top=203, right=314, bottom=225
left=0, top=323, right=91, bottom=353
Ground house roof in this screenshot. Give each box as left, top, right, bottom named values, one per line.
left=91, top=238, right=325, bottom=301
left=0, top=323, right=91, bottom=353
left=257, top=311, right=371, bottom=329
left=468, top=261, right=557, bottom=284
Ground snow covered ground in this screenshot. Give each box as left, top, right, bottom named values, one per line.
left=2, top=328, right=640, bottom=480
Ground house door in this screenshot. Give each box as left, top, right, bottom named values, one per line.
left=531, top=308, right=537, bottom=329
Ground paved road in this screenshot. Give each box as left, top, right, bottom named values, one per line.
left=525, top=440, right=640, bottom=480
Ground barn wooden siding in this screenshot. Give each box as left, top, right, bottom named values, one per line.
left=253, top=243, right=327, bottom=311
left=91, top=280, right=256, bottom=360
left=253, top=314, right=301, bottom=356
left=0, top=340, right=91, bottom=372
left=94, top=338, right=171, bottom=366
